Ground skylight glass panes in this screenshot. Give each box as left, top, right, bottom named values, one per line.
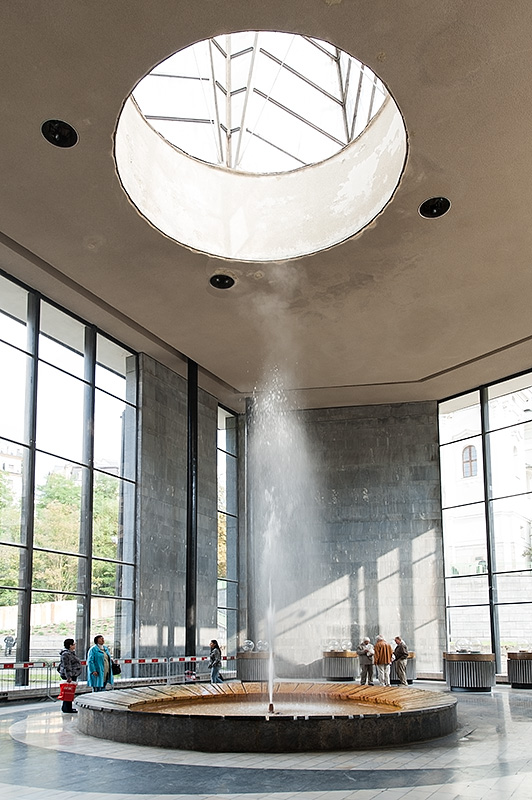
left=133, top=31, right=389, bottom=174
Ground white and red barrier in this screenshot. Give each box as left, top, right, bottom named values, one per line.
left=0, top=653, right=238, bottom=699
left=1, top=654, right=236, bottom=670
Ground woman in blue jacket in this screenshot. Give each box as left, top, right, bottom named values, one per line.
left=87, top=634, right=114, bottom=691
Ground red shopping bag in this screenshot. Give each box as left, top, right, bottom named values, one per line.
left=58, top=682, right=77, bottom=702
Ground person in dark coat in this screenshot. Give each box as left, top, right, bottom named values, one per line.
left=58, top=638, right=81, bottom=713
left=393, top=636, right=409, bottom=685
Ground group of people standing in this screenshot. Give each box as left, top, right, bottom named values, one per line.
left=59, top=635, right=220, bottom=714
left=57, top=634, right=117, bottom=713
left=58, top=633, right=407, bottom=714
left=357, top=635, right=409, bottom=686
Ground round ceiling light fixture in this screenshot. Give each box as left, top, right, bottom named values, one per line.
left=115, top=31, right=408, bottom=262
left=41, top=119, right=78, bottom=148
left=418, top=196, right=451, bottom=219
left=210, top=273, right=236, bottom=290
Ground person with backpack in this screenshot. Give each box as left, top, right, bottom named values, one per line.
left=58, top=638, right=81, bottom=713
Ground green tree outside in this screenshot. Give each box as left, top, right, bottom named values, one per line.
left=0, top=469, right=122, bottom=605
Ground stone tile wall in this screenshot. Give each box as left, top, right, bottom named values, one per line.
left=136, top=355, right=217, bottom=658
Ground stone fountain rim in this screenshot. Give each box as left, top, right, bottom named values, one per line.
left=76, top=681, right=457, bottom=752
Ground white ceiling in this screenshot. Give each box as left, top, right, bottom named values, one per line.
left=2, top=1, right=532, bottom=412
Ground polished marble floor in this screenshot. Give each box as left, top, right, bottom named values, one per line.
left=0, top=681, right=531, bottom=800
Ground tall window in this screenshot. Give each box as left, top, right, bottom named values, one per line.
left=216, top=407, right=238, bottom=656
left=0, top=271, right=137, bottom=668
left=439, top=378, right=532, bottom=672
left=462, top=444, right=477, bottom=478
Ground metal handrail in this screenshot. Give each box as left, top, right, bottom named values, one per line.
left=0, top=654, right=237, bottom=701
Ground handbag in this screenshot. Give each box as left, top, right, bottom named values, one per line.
left=111, top=662, right=121, bottom=675
left=58, top=682, right=77, bottom=702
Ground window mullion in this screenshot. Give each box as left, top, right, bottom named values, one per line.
left=77, top=326, right=96, bottom=657
left=16, top=292, right=40, bottom=679
left=480, top=386, right=501, bottom=670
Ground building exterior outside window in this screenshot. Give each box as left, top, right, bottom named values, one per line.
left=216, top=407, right=238, bottom=658
left=0, top=271, right=137, bottom=671
left=439, top=379, right=532, bottom=672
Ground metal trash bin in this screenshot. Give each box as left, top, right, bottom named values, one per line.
left=507, top=652, right=532, bottom=689
left=443, top=652, right=495, bottom=691
left=322, top=651, right=358, bottom=681
left=236, top=652, right=270, bottom=682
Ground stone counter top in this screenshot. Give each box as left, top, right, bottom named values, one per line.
left=443, top=652, right=495, bottom=661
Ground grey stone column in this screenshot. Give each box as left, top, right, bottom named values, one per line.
left=136, top=355, right=218, bottom=659
left=195, top=387, right=218, bottom=655
left=136, top=355, right=188, bottom=656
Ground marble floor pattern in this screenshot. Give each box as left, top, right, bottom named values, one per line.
left=0, top=681, right=531, bottom=800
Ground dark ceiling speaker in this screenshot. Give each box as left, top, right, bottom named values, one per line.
left=41, top=119, right=78, bottom=148
left=418, top=196, right=451, bottom=218
left=210, top=274, right=235, bottom=289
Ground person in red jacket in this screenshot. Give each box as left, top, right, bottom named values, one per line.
left=374, top=635, right=393, bottom=686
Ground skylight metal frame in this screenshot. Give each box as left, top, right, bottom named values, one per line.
left=133, top=32, right=389, bottom=174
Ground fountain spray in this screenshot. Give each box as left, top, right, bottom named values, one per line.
left=248, top=365, right=323, bottom=709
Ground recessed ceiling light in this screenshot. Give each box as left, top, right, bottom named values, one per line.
left=41, top=119, right=78, bottom=148
left=210, top=274, right=235, bottom=290
left=418, top=197, right=451, bottom=218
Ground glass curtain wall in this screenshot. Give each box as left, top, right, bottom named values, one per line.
left=216, top=407, right=238, bottom=658
left=0, top=272, right=137, bottom=675
left=439, top=378, right=532, bottom=673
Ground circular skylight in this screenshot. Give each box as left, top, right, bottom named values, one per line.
left=133, top=32, right=389, bottom=175
left=115, top=31, right=407, bottom=262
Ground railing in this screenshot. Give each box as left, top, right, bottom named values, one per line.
left=0, top=655, right=237, bottom=701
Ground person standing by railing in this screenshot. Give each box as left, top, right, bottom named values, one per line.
left=209, top=639, right=223, bottom=683
left=58, top=638, right=81, bottom=713
left=87, top=635, right=115, bottom=692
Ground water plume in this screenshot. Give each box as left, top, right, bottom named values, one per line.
left=248, top=365, right=323, bottom=679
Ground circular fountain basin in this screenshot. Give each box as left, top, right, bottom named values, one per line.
left=76, top=681, right=457, bottom=752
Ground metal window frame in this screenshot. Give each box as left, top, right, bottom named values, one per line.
left=0, top=271, right=139, bottom=668
left=439, top=377, right=532, bottom=672
left=133, top=32, right=389, bottom=172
